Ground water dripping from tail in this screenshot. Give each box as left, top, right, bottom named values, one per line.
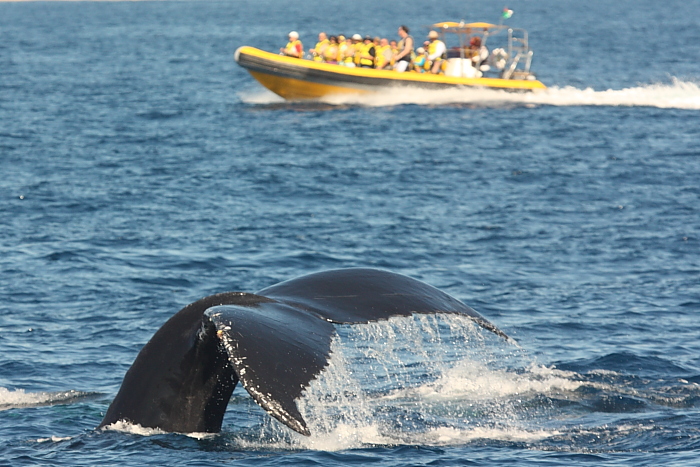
left=292, top=314, right=565, bottom=450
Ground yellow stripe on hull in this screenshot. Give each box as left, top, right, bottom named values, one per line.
left=249, top=70, right=370, bottom=100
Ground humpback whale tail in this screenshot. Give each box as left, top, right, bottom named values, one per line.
left=99, top=268, right=509, bottom=436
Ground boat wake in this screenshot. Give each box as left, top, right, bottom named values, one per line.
left=240, top=78, right=700, bottom=110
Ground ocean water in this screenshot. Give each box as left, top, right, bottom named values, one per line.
left=1, top=0, right=700, bottom=465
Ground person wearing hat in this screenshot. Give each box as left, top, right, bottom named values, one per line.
left=358, top=35, right=376, bottom=68
left=393, top=25, right=414, bottom=72
left=412, top=47, right=428, bottom=73
left=426, top=30, right=446, bottom=74
left=337, top=35, right=349, bottom=66
left=280, top=31, right=303, bottom=58
left=351, top=34, right=363, bottom=66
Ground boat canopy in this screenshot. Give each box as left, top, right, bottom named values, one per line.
left=432, top=21, right=503, bottom=32
left=426, top=20, right=536, bottom=81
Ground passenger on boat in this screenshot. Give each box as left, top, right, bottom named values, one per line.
left=412, top=47, right=428, bottom=72
left=280, top=31, right=303, bottom=58
left=374, top=38, right=392, bottom=70
left=359, top=36, right=376, bottom=68
left=352, top=34, right=363, bottom=67
left=310, top=32, right=329, bottom=62
left=390, top=40, right=398, bottom=54
left=426, top=30, right=446, bottom=74
left=393, top=25, right=414, bottom=72
left=468, top=36, right=489, bottom=68
left=340, top=36, right=356, bottom=67
left=323, top=36, right=340, bottom=63
left=336, top=35, right=347, bottom=63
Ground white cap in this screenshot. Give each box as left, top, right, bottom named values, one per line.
left=352, top=34, right=362, bottom=41
left=289, top=31, right=299, bottom=39
left=416, top=47, right=425, bottom=54
left=428, top=30, right=439, bottom=39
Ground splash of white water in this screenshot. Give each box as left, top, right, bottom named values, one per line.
left=0, top=387, right=92, bottom=410
left=275, top=314, right=574, bottom=451
left=240, top=78, right=700, bottom=110
left=35, top=436, right=73, bottom=443
left=100, top=421, right=169, bottom=436
left=100, top=420, right=214, bottom=439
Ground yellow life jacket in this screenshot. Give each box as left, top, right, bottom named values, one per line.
left=353, top=44, right=362, bottom=65
left=359, top=42, right=375, bottom=67
left=323, top=43, right=339, bottom=62
left=390, top=46, right=399, bottom=65
left=284, top=39, right=302, bottom=58
left=341, top=43, right=354, bottom=63
left=428, top=40, right=445, bottom=59
left=312, top=39, right=329, bottom=61
left=412, top=54, right=428, bottom=72
left=374, top=45, right=390, bottom=69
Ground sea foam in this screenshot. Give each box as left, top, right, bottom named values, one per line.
left=240, top=77, right=700, bottom=110
left=0, top=387, right=93, bottom=411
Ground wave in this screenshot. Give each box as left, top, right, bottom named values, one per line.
left=240, top=78, right=700, bottom=110
left=34, top=436, right=73, bottom=443
left=0, top=387, right=97, bottom=410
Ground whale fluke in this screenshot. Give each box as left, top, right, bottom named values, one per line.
left=99, top=268, right=508, bottom=435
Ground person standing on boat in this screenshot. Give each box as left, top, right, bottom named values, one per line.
left=359, top=36, right=376, bottom=68
left=426, top=30, right=446, bottom=74
left=281, top=31, right=303, bottom=58
left=310, top=32, right=329, bottom=62
left=393, top=25, right=414, bottom=72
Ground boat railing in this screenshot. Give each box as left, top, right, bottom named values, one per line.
left=505, top=27, right=534, bottom=79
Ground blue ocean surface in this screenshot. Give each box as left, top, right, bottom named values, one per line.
left=1, top=0, right=700, bottom=465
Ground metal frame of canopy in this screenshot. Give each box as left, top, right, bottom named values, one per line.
left=430, top=21, right=536, bottom=80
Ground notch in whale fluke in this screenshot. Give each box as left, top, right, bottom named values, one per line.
left=98, top=268, right=509, bottom=436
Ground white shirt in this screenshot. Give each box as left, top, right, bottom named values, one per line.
left=428, top=40, right=446, bottom=61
